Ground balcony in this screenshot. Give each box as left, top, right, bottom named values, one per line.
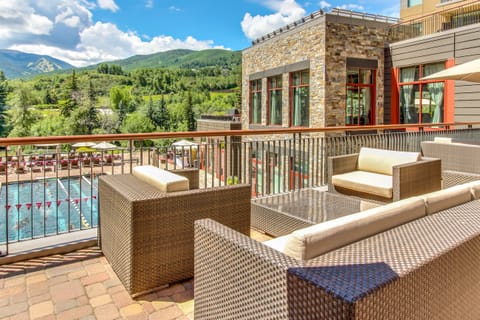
left=1, top=122, right=480, bottom=318
left=390, top=0, right=480, bottom=41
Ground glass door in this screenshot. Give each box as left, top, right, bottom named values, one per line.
left=346, top=68, right=375, bottom=126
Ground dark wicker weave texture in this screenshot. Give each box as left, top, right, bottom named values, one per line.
left=168, top=168, right=199, bottom=189
left=99, top=174, right=250, bottom=296
left=327, top=153, right=441, bottom=201
left=195, top=200, right=480, bottom=319
left=421, top=141, right=480, bottom=188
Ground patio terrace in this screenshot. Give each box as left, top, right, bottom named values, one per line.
left=0, top=122, right=480, bottom=318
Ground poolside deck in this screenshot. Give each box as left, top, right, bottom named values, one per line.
left=0, top=230, right=271, bottom=320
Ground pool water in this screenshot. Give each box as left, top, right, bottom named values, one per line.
left=0, top=175, right=98, bottom=243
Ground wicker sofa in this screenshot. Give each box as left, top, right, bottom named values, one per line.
left=99, top=168, right=251, bottom=296
left=328, top=147, right=441, bottom=201
left=194, top=181, right=480, bottom=319
left=421, top=139, right=480, bottom=188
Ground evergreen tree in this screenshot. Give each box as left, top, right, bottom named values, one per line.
left=85, top=80, right=99, bottom=134
left=158, top=94, right=170, bottom=131
left=145, top=95, right=170, bottom=131
left=7, top=83, right=38, bottom=137
left=60, top=70, right=79, bottom=117
left=117, top=100, right=127, bottom=127
left=0, top=71, right=8, bottom=136
left=184, top=92, right=196, bottom=131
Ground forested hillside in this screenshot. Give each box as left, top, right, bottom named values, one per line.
left=0, top=49, right=73, bottom=79
left=0, top=49, right=242, bottom=143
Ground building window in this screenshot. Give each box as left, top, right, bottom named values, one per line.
left=290, top=70, right=309, bottom=127
left=408, top=0, right=422, bottom=7
left=250, top=79, right=262, bottom=124
left=267, top=76, right=282, bottom=125
left=398, top=62, right=445, bottom=124
left=346, top=68, right=376, bottom=125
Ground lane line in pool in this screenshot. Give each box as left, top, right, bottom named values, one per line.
left=57, top=179, right=90, bottom=229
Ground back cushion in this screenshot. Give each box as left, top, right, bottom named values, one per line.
left=357, top=147, right=421, bottom=175
left=422, top=184, right=472, bottom=215
left=283, top=196, right=426, bottom=260
left=433, top=137, right=452, bottom=143
left=133, top=165, right=189, bottom=192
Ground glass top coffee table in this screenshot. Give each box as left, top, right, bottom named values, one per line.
left=251, top=189, right=380, bottom=237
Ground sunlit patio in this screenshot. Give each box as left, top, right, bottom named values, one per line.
left=1, top=122, right=480, bottom=319
left=0, top=229, right=272, bottom=320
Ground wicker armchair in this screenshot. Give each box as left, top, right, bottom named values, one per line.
left=421, top=140, right=480, bottom=188
left=328, top=148, right=441, bottom=202
left=195, top=198, right=480, bottom=319
left=98, top=174, right=250, bottom=296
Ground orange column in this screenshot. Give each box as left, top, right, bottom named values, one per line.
left=444, top=58, right=455, bottom=123
left=390, top=68, right=400, bottom=124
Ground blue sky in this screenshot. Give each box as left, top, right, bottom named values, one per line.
left=0, top=0, right=399, bottom=67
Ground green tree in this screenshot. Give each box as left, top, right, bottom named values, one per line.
left=109, top=86, right=133, bottom=111
left=84, top=80, right=99, bottom=134
left=145, top=95, right=170, bottom=130
left=117, top=100, right=128, bottom=127
left=69, top=105, right=99, bottom=135
left=184, top=92, right=196, bottom=131
left=0, top=71, right=8, bottom=136
left=121, top=112, right=155, bottom=134
left=7, top=83, right=39, bottom=137
left=30, top=116, right=66, bottom=136
left=60, top=70, right=80, bottom=117
left=158, top=94, right=170, bottom=131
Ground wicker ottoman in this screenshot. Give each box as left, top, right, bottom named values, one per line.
left=98, top=174, right=250, bottom=296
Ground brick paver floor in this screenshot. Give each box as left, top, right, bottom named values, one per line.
left=0, top=230, right=271, bottom=320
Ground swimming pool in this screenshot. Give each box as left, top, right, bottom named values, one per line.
left=0, top=175, right=98, bottom=243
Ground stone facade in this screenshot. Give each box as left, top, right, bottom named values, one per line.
left=242, top=11, right=392, bottom=134
left=324, top=18, right=389, bottom=126
left=242, top=17, right=326, bottom=132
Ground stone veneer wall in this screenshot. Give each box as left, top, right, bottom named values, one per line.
left=324, top=18, right=390, bottom=126
left=242, top=16, right=327, bottom=133
left=242, top=13, right=392, bottom=132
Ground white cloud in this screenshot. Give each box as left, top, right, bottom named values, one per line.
left=97, top=0, right=119, bottom=12
left=0, top=0, right=224, bottom=67
left=169, top=6, right=181, bottom=12
left=241, top=0, right=306, bottom=41
left=319, top=1, right=331, bottom=9
left=0, top=1, right=53, bottom=40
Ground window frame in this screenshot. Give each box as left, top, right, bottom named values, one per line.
left=397, top=62, right=446, bottom=124
left=345, top=68, right=376, bottom=126
left=289, top=70, right=310, bottom=127
left=267, top=75, right=283, bottom=126
left=249, top=79, right=262, bottom=124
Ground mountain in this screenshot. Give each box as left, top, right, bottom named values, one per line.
left=0, top=49, right=73, bottom=79
left=99, top=49, right=242, bottom=71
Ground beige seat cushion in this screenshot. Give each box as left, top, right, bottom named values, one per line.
left=434, top=137, right=452, bottom=143
left=267, top=196, right=426, bottom=260
left=357, top=147, right=421, bottom=175
left=422, top=184, right=472, bottom=215
left=332, top=170, right=393, bottom=199
left=132, top=165, right=189, bottom=192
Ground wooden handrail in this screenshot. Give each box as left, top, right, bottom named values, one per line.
left=0, top=122, right=479, bottom=146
